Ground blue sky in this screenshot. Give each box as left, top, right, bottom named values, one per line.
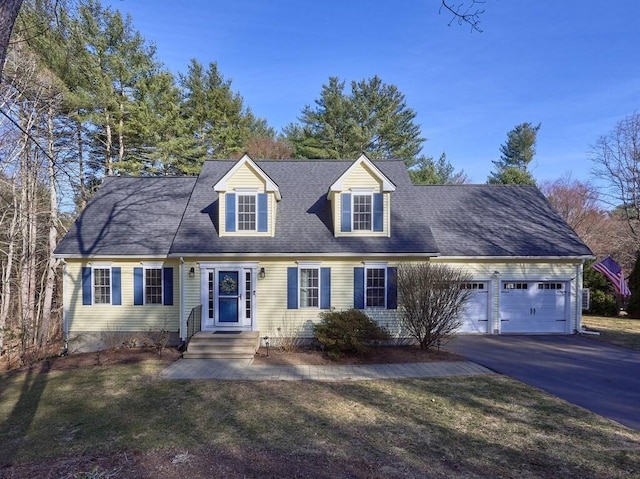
left=105, top=0, right=640, bottom=184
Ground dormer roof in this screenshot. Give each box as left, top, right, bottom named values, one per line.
left=328, top=153, right=396, bottom=196
left=214, top=153, right=282, bottom=201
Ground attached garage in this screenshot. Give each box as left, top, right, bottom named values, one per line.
left=457, top=282, right=491, bottom=334
left=499, top=280, right=569, bottom=333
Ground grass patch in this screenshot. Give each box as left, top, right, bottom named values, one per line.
left=1, top=359, right=639, bottom=478
left=582, top=315, right=640, bottom=351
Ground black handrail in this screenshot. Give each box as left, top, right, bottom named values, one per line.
left=186, top=305, right=202, bottom=342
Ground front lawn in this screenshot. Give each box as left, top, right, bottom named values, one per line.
left=1, top=358, right=638, bottom=478
left=582, top=315, right=640, bottom=351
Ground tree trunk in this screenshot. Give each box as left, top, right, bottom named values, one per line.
left=105, top=112, right=113, bottom=176
left=77, top=117, right=86, bottom=208
left=39, top=106, right=59, bottom=350
left=0, top=0, right=23, bottom=83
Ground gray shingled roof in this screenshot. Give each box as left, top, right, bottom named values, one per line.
left=55, top=159, right=592, bottom=258
left=54, top=176, right=196, bottom=256
left=169, top=159, right=439, bottom=255
left=412, top=184, right=593, bottom=257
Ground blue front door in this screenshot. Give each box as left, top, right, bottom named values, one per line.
left=217, top=270, right=239, bottom=323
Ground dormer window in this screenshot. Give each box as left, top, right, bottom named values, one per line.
left=238, top=194, right=257, bottom=231
left=329, top=154, right=395, bottom=236
left=214, top=154, right=281, bottom=236
left=341, top=192, right=383, bottom=232
left=225, top=192, right=267, bottom=233
left=353, top=194, right=372, bottom=231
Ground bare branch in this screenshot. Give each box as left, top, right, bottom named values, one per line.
left=440, top=0, right=485, bottom=33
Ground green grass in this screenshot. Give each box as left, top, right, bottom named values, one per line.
left=1, top=359, right=639, bottom=478
left=582, top=315, right=640, bottom=351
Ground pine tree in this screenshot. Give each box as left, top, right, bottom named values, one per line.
left=488, top=122, right=540, bottom=185
left=286, top=76, right=424, bottom=166
left=409, top=153, right=467, bottom=184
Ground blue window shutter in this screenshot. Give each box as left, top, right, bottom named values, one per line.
left=373, top=193, right=383, bottom=232
left=354, top=267, right=364, bottom=309
left=163, top=267, right=173, bottom=305
left=257, top=193, right=268, bottom=232
left=112, top=267, right=121, bottom=305
left=82, top=267, right=92, bottom=305
left=134, top=267, right=144, bottom=305
left=341, top=193, right=351, bottom=232
left=225, top=193, right=236, bottom=232
left=287, top=267, right=298, bottom=309
left=321, top=267, right=331, bottom=309
left=387, top=267, right=397, bottom=309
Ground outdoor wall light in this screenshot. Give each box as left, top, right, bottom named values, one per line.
left=492, top=271, right=501, bottom=278
left=259, top=267, right=266, bottom=279
left=188, top=267, right=195, bottom=278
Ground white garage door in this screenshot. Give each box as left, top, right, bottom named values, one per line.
left=500, top=281, right=568, bottom=333
left=457, top=282, right=490, bottom=333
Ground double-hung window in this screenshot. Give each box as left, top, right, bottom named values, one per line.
left=134, top=265, right=173, bottom=306
left=287, top=264, right=331, bottom=309
left=93, top=268, right=111, bottom=304
left=145, top=268, right=163, bottom=304
left=341, top=192, right=383, bottom=233
left=299, top=267, right=320, bottom=308
left=353, top=263, right=397, bottom=310
left=352, top=194, right=372, bottom=231
left=366, top=267, right=386, bottom=308
left=225, top=192, right=268, bottom=233
left=237, top=194, right=256, bottom=231
left=82, top=265, right=121, bottom=306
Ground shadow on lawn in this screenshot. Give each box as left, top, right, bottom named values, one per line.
left=0, top=362, right=49, bottom=466
left=1, top=367, right=640, bottom=477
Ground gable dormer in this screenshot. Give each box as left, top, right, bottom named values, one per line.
left=329, top=154, right=396, bottom=237
left=214, top=154, right=281, bottom=236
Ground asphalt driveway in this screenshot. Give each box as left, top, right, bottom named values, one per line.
left=445, top=335, right=640, bottom=431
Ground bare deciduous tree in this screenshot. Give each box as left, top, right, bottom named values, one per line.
left=0, top=0, right=23, bottom=83
left=540, top=175, right=608, bottom=252
left=591, top=112, right=640, bottom=249
left=397, top=262, right=473, bottom=350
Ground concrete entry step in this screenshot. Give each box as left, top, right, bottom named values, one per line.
left=183, top=331, right=259, bottom=359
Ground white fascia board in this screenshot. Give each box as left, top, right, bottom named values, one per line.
left=329, top=153, right=396, bottom=194
left=213, top=153, right=282, bottom=200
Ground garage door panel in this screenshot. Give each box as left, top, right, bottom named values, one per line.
left=457, top=283, right=489, bottom=334
left=500, top=281, right=567, bottom=334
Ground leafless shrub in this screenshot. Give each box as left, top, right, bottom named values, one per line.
left=397, top=262, right=473, bottom=350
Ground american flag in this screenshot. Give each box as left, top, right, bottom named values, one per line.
left=592, top=256, right=632, bottom=297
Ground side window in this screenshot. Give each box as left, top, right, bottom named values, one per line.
left=93, top=268, right=111, bottom=304
left=82, top=266, right=121, bottom=306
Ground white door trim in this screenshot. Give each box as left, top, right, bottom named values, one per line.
left=199, top=262, right=258, bottom=332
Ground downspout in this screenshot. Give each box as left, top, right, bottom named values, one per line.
left=575, top=260, right=584, bottom=333
left=61, top=259, right=69, bottom=353
left=180, top=257, right=186, bottom=341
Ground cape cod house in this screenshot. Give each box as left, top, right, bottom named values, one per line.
left=54, top=154, right=593, bottom=355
